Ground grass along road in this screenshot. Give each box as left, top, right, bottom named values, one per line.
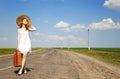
left=59, top=48, right=120, bottom=66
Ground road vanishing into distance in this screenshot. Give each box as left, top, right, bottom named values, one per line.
left=0, top=48, right=120, bottom=79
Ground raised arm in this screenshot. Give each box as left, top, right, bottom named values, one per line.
left=29, top=25, right=37, bottom=32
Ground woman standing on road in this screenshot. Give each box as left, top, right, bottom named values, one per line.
left=16, top=14, right=36, bottom=75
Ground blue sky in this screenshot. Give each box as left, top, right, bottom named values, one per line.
left=0, top=0, right=120, bottom=48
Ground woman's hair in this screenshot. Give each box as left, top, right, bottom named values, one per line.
left=16, top=14, right=31, bottom=30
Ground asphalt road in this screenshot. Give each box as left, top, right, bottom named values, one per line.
left=0, top=49, right=120, bottom=79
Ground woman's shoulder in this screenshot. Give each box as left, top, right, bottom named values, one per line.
left=18, top=28, right=21, bottom=32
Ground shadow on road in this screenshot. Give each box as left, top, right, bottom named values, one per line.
left=14, top=67, right=31, bottom=74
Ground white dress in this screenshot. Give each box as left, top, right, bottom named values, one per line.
left=18, top=25, right=36, bottom=54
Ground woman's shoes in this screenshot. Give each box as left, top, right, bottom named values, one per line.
left=18, top=73, right=22, bottom=76
left=18, top=70, right=23, bottom=76
left=17, top=68, right=28, bottom=76
left=24, top=68, right=27, bottom=74
left=18, top=68, right=24, bottom=76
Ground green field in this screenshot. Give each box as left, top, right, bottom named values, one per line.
left=58, top=48, right=120, bottom=66
left=1, top=48, right=120, bottom=66
left=0, top=48, right=41, bottom=56
left=0, top=48, right=15, bottom=55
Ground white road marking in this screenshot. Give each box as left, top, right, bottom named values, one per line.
left=0, top=66, right=13, bottom=71
left=41, top=52, right=49, bottom=57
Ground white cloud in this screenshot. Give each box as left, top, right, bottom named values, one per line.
left=47, top=35, right=64, bottom=41
left=70, top=24, right=87, bottom=32
left=46, top=35, right=86, bottom=47
left=89, top=18, right=120, bottom=30
left=31, top=18, right=120, bottom=47
left=34, top=32, right=45, bottom=37
left=31, top=32, right=86, bottom=47
left=55, top=21, right=86, bottom=32
left=67, top=36, right=86, bottom=45
left=55, top=21, right=71, bottom=32
left=104, top=0, right=120, bottom=10
left=55, top=19, right=120, bottom=32
left=55, top=21, right=70, bottom=28
left=32, top=39, right=41, bottom=43
left=48, top=35, right=86, bottom=45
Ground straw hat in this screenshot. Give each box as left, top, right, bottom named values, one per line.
left=16, top=14, right=31, bottom=27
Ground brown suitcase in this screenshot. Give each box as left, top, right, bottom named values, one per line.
left=13, top=50, right=23, bottom=67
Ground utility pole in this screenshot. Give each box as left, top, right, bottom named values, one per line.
left=88, top=28, right=90, bottom=50
left=68, top=39, right=70, bottom=50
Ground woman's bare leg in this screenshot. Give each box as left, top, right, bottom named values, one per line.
left=24, top=62, right=27, bottom=74
left=18, top=52, right=28, bottom=75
